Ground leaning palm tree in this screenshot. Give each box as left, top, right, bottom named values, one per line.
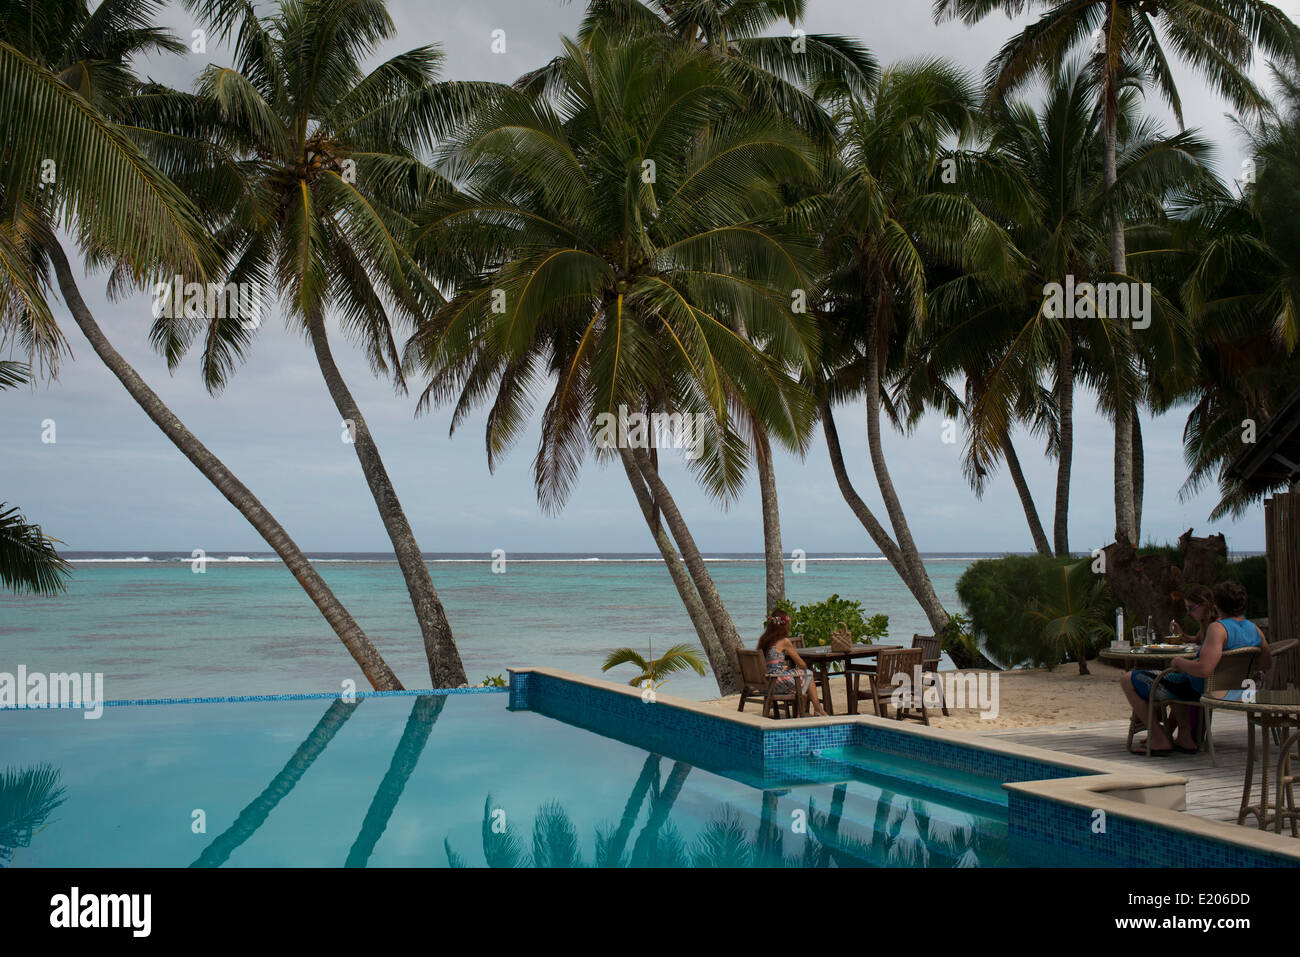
left=154, top=0, right=511, bottom=687
left=812, top=59, right=1017, bottom=658
left=410, top=31, right=822, bottom=695
left=0, top=0, right=402, bottom=689
left=558, top=0, right=877, bottom=610
left=934, top=0, right=1300, bottom=542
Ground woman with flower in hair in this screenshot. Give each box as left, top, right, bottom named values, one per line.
left=757, top=609, right=828, bottom=717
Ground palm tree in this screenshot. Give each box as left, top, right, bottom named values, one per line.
left=556, top=1, right=878, bottom=610
left=934, top=0, right=1300, bottom=543
left=1024, top=558, right=1115, bottom=674
left=150, top=0, right=515, bottom=688
left=409, top=31, right=822, bottom=695
left=812, top=59, right=1017, bottom=654
left=0, top=2, right=402, bottom=688
left=601, top=640, right=706, bottom=688
left=901, top=60, right=1213, bottom=556
left=1171, top=67, right=1300, bottom=516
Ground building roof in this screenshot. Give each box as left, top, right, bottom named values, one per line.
left=1226, top=389, right=1300, bottom=495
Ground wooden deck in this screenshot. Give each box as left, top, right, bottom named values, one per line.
left=979, top=713, right=1296, bottom=833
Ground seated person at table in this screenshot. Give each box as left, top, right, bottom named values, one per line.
left=757, top=609, right=828, bottom=717
left=1167, top=583, right=1216, bottom=645
left=1119, top=581, right=1270, bottom=755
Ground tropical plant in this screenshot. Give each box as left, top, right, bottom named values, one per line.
left=772, top=594, right=887, bottom=647
left=410, top=29, right=823, bottom=694
left=935, top=0, right=1300, bottom=543
left=956, top=553, right=1099, bottom=669
left=1024, top=558, right=1115, bottom=674
left=0, top=0, right=401, bottom=689
left=601, top=641, right=706, bottom=689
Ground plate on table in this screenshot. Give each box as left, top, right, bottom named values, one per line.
left=1143, top=643, right=1187, bottom=653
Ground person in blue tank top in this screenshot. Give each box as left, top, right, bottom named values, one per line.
left=1120, top=581, right=1271, bottom=755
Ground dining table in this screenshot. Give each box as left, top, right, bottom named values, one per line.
left=793, top=643, right=902, bottom=715
left=1098, top=643, right=1199, bottom=672
left=1199, top=689, right=1300, bottom=835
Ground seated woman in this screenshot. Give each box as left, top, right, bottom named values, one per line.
left=757, top=609, right=828, bottom=718
left=1120, top=581, right=1271, bottom=755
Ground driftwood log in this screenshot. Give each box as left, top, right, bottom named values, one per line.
left=1101, top=529, right=1227, bottom=639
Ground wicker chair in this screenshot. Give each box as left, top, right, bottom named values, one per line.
left=912, top=634, right=949, bottom=717
left=1265, top=638, right=1298, bottom=692
left=736, top=649, right=804, bottom=719
left=847, top=647, right=927, bottom=724
left=1126, top=646, right=1260, bottom=765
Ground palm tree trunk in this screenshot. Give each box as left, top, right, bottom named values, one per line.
left=1133, top=409, right=1144, bottom=544
left=48, top=242, right=401, bottom=691
left=630, top=447, right=747, bottom=669
left=821, top=400, right=905, bottom=571
left=1054, top=335, right=1074, bottom=557
left=345, top=694, right=445, bottom=868
left=617, top=446, right=736, bottom=694
left=1000, top=428, right=1051, bottom=556
left=192, top=698, right=361, bottom=867
left=305, top=312, right=466, bottom=689
left=1103, top=82, right=1137, bottom=543
left=754, top=426, right=785, bottom=611
left=862, top=327, right=951, bottom=634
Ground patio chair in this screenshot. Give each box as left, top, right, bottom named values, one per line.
left=847, top=647, right=927, bottom=725
left=1126, top=646, right=1260, bottom=765
left=736, top=649, right=803, bottom=719
left=912, top=634, right=949, bottom=717
left=1265, top=638, right=1298, bottom=692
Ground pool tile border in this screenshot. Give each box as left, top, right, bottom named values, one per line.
left=0, top=686, right=507, bottom=710
left=508, top=667, right=1300, bottom=867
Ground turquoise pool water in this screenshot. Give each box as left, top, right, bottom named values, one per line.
left=1, top=691, right=1108, bottom=868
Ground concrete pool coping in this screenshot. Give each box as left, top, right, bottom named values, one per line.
left=509, top=666, right=1300, bottom=864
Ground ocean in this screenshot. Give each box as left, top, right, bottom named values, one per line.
left=0, top=552, right=982, bottom=701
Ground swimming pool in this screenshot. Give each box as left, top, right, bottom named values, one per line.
left=1, top=672, right=1294, bottom=868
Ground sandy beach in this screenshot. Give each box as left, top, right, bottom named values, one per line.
left=708, top=664, right=1132, bottom=731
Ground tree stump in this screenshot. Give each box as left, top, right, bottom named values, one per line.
left=1101, top=529, right=1227, bottom=640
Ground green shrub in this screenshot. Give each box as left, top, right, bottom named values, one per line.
left=956, top=555, right=1111, bottom=669
left=770, top=594, right=888, bottom=647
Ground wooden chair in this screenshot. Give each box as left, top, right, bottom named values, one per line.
left=736, top=649, right=803, bottom=719
left=1126, top=646, right=1260, bottom=765
left=912, top=634, right=949, bottom=717
left=847, top=647, right=927, bottom=724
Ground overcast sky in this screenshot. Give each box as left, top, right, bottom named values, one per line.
left=3, top=0, right=1293, bottom=555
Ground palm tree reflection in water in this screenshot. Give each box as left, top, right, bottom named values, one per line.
left=443, top=755, right=999, bottom=868
left=0, top=763, right=67, bottom=866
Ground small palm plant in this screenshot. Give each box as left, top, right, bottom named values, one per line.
left=1024, top=560, right=1115, bottom=675
left=601, top=641, right=706, bottom=690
